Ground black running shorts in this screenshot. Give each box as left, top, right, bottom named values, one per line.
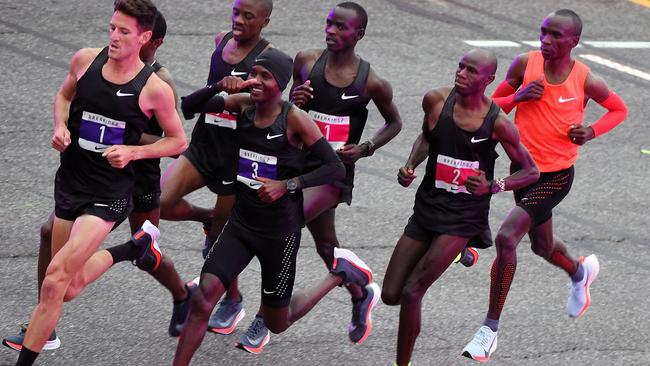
left=202, top=219, right=301, bottom=308
left=511, top=164, right=574, bottom=227
left=54, top=186, right=132, bottom=223
left=182, top=143, right=237, bottom=195
left=403, top=214, right=492, bottom=249
left=132, top=191, right=160, bottom=213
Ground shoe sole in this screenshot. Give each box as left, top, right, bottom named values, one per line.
left=572, top=255, right=600, bottom=319
left=333, top=248, right=373, bottom=284
left=208, top=309, right=246, bottom=335
left=462, top=350, right=490, bottom=363
left=2, top=337, right=61, bottom=351
left=235, top=332, right=270, bottom=354
left=352, top=282, right=381, bottom=345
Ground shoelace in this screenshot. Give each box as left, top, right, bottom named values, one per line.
left=475, top=328, right=493, bottom=348
left=245, top=318, right=266, bottom=340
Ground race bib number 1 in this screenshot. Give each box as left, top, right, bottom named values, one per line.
left=204, top=91, right=236, bottom=129
left=78, top=111, right=126, bottom=152
left=434, top=154, right=479, bottom=194
left=308, top=110, right=350, bottom=150
left=237, top=148, right=277, bottom=190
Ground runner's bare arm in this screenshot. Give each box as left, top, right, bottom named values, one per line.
left=360, top=70, right=403, bottom=155
left=289, top=50, right=319, bottom=107
left=491, top=113, right=539, bottom=191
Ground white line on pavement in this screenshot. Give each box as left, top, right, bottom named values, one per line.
left=583, top=41, right=650, bottom=48
left=463, top=40, right=521, bottom=47
left=580, top=54, right=650, bottom=81
left=464, top=40, right=647, bottom=49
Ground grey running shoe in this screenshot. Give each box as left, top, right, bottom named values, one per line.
left=349, top=282, right=381, bottom=344
left=132, top=220, right=162, bottom=272
left=207, top=296, right=246, bottom=335
left=331, top=248, right=373, bottom=287
left=235, top=315, right=270, bottom=354
left=2, top=324, right=60, bottom=351
left=168, top=281, right=199, bottom=337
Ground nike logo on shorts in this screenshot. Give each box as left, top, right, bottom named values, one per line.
left=341, top=93, right=359, bottom=100
left=94, top=203, right=109, bottom=207
left=263, top=288, right=276, bottom=294
left=558, top=96, right=576, bottom=103
left=222, top=180, right=234, bottom=185
left=266, top=133, right=283, bottom=140
left=471, top=137, right=488, bottom=143
left=116, top=90, right=134, bottom=97
left=231, top=69, right=248, bottom=76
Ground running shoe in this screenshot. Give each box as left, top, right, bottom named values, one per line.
left=168, top=281, right=199, bottom=337
left=349, top=282, right=381, bottom=344
left=207, top=296, right=246, bottom=335
left=2, top=324, right=60, bottom=351
left=132, top=220, right=162, bottom=272
left=454, top=247, right=479, bottom=267
left=462, top=325, right=498, bottom=363
left=566, top=254, right=600, bottom=318
left=331, top=248, right=373, bottom=287
left=235, top=315, right=270, bottom=354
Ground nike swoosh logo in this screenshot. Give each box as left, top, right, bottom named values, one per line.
left=266, top=133, right=283, bottom=140
left=94, top=203, right=109, bottom=207
left=222, top=180, right=234, bottom=185
left=249, top=181, right=262, bottom=187
left=341, top=93, right=359, bottom=100
left=263, top=288, right=276, bottom=294
left=230, top=70, right=248, bottom=76
left=471, top=137, right=488, bottom=143
left=94, top=146, right=107, bottom=151
left=558, top=96, right=576, bottom=103
left=116, top=90, right=134, bottom=97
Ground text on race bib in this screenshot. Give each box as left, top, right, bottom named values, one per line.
left=237, top=148, right=277, bottom=190
left=434, top=154, right=479, bottom=194
left=308, top=110, right=350, bottom=150
left=204, top=92, right=236, bottom=129
left=78, top=111, right=126, bottom=152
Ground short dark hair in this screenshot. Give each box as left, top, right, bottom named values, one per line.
left=258, top=0, right=273, bottom=17
left=337, top=2, right=368, bottom=30
left=554, top=9, right=582, bottom=36
left=152, top=10, right=166, bottom=40
left=114, top=0, right=157, bottom=32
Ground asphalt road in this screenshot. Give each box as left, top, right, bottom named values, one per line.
left=0, top=0, right=648, bottom=365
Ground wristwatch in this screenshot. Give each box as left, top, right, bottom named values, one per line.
left=286, top=178, right=298, bottom=193
left=360, top=140, right=376, bottom=157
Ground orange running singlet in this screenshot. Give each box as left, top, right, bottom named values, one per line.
left=514, top=51, right=590, bottom=172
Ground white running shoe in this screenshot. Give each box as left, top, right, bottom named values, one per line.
left=462, top=326, right=498, bottom=363
left=566, top=254, right=600, bottom=318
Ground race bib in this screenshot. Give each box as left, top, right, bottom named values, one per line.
left=434, top=154, right=479, bottom=194
left=308, top=110, right=350, bottom=150
left=204, top=92, right=236, bottom=129
left=237, top=148, right=277, bottom=190
left=78, top=111, right=126, bottom=153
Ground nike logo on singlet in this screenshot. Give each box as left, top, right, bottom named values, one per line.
left=222, top=180, right=234, bottom=185
left=231, top=69, right=248, bottom=76
left=116, top=90, right=134, bottom=97
left=341, top=93, right=359, bottom=100
left=470, top=137, right=488, bottom=143
left=263, top=288, right=276, bottom=294
left=558, top=96, right=576, bottom=103
left=266, top=133, right=283, bottom=140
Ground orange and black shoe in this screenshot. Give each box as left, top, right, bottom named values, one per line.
left=455, top=247, right=479, bottom=268
left=132, top=220, right=162, bottom=272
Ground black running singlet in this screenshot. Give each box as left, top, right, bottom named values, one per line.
left=132, top=59, right=165, bottom=195
left=58, top=47, right=154, bottom=199
left=231, top=102, right=306, bottom=236
left=302, top=49, right=371, bottom=151
left=188, top=33, right=269, bottom=165
left=413, top=88, right=500, bottom=240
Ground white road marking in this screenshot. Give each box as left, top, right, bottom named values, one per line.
left=463, top=40, right=520, bottom=47
left=521, top=40, right=583, bottom=48
left=583, top=41, right=650, bottom=49
left=580, top=54, right=650, bottom=81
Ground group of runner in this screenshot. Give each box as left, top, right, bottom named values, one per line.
left=3, top=0, right=627, bottom=365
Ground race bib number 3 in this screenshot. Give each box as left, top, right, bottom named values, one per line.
left=308, top=110, right=350, bottom=150
left=78, top=111, right=126, bottom=152
left=204, top=91, right=236, bottom=129
left=237, top=148, right=277, bottom=190
left=434, top=154, right=479, bottom=194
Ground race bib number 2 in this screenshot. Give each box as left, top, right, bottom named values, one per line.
left=204, top=91, right=236, bottom=129
left=308, top=111, right=350, bottom=150
left=237, top=148, right=277, bottom=190
left=434, top=154, right=479, bottom=194
left=78, top=111, right=125, bottom=152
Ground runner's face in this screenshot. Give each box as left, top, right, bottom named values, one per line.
left=539, top=15, right=579, bottom=60
left=108, top=11, right=151, bottom=61
left=231, top=0, right=269, bottom=41
left=455, top=55, right=490, bottom=95
left=325, top=6, right=362, bottom=52
left=248, top=65, right=281, bottom=102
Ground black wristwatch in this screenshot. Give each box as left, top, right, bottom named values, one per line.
left=286, top=178, right=298, bottom=193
